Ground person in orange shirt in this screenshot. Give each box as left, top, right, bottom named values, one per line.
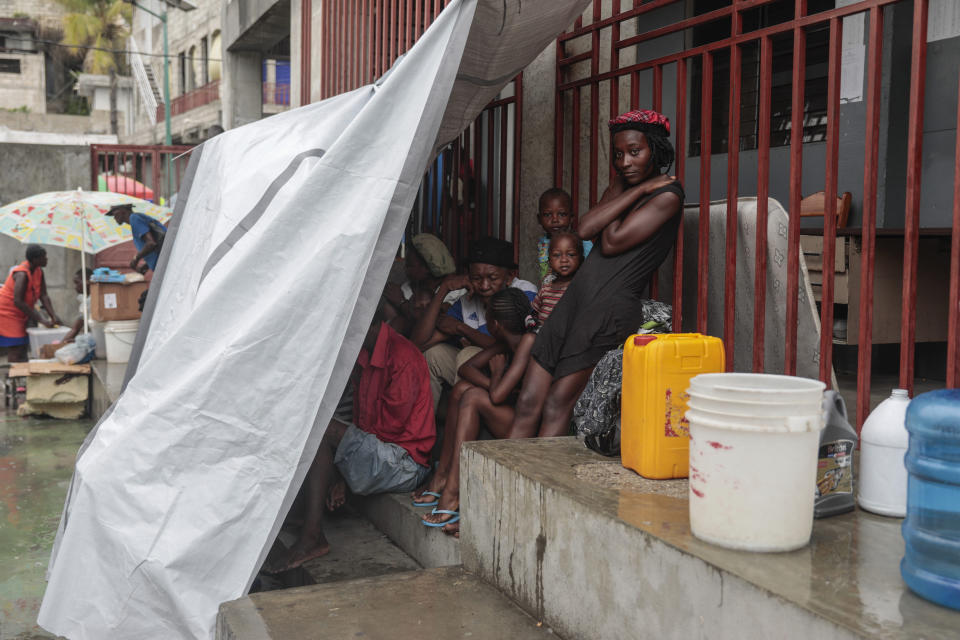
left=0, top=245, right=61, bottom=362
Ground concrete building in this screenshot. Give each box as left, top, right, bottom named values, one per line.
left=220, top=0, right=291, bottom=129
left=125, top=0, right=291, bottom=144
left=0, top=3, right=127, bottom=139
left=127, top=0, right=224, bottom=144
left=0, top=18, right=46, bottom=113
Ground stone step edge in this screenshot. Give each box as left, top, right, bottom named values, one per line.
left=351, top=492, right=460, bottom=569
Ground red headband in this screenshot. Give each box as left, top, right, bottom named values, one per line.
left=608, top=109, right=670, bottom=134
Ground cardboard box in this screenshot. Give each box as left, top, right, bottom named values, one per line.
left=90, top=282, right=148, bottom=322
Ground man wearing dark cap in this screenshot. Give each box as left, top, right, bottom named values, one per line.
left=411, top=236, right=536, bottom=407
left=105, top=204, right=167, bottom=274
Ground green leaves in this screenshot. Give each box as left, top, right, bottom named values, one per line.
left=57, top=0, right=131, bottom=73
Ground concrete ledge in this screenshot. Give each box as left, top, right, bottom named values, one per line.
left=460, top=437, right=959, bottom=640
left=352, top=492, right=460, bottom=569
left=217, top=566, right=556, bottom=639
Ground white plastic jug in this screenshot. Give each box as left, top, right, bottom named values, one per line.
left=859, top=388, right=910, bottom=517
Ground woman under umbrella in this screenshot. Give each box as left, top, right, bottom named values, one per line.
left=0, top=244, right=61, bottom=362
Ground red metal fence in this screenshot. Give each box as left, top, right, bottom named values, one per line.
left=90, top=144, right=193, bottom=269
left=555, top=0, right=960, bottom=426
left=90, top=144, right=194, bottom=207
left=316, top=0, right=523, bottom=263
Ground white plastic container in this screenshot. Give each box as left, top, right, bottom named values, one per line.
left=686, top=373, right=825, bottom=552
left=858, top=388, right=910, bottom=517
left=689, top=373, right=825, bottom=405
left=104, top=319, right=140, bottom=364
left=89, top=320, right=107, bottom=360
left=27, top=326, right=70, bottom=359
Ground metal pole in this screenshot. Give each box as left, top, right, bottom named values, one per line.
left=162, top=11, right=174, bottom=200
left=127, top=1, right=174, bottom=200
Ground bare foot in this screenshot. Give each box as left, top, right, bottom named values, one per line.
left=442, top=519, right=460, bottom=538
left=326, top=479, right=346, bottom=511
left=262, top=536, right=330, bottom=574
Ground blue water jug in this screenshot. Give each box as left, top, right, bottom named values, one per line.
left=901, top=389, right=960, bottom=610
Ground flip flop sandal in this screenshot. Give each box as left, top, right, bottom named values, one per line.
left=422, top=508, right=460, bottom=527
left=411, top=491, right=442, bottom=508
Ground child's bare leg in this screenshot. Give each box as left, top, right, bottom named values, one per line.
left=423, top=388, right=514, bottom=525
left=413, top=380, right=474, bottom=503
left=326, top=467, right=347, bottom=511
left=539, top=368, right=592, bottom=437
left=507, top=360, right=554, bottom=439
left=265, top=419, right=347, bottom=572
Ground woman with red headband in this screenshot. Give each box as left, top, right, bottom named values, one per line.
left=510, top=109, right=683, bottom=438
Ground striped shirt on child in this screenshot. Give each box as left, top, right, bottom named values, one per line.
left=532, top=279, right=571, bottom=325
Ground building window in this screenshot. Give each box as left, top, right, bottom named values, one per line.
left=0, top=58, right=21, bottom=73
left=689, top=0, right=833, bottom=156
left=201, top=36, right=209, bottom=85
left=178, top=52, right=186, bottom=95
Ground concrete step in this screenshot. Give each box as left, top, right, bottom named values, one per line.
left=353, top=492, right=460, bottom=568
left=255, top=506, right=422, bottom=592
left=459, top=437, right=960, bottom=640
left=217, top=566, right=559, bottom=639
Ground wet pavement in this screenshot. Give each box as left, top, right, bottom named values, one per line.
left=0, top=410, right=90, bottom=640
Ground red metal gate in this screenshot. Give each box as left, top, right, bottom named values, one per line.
left=90, top=144, right=194, bottom=206
left=313, top=0, right=523, bottom=264
left=90, top=144, right=193, bottom=269
left=555, top=0, right=960, bottom=427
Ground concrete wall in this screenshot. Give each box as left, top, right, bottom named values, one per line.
left=0, top=110, right=114, bottom=134
left=0, top=51, right=45, bottom=113
left=0, top=0, right=67, bottom=30
left=0, top=143, right=90, bottom=322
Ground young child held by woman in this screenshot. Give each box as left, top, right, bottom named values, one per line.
left=532, top=230, right=583, bottom=326
left=536, top=187, right=592, bottom=282
left=412, top=288, right=537, bottom=535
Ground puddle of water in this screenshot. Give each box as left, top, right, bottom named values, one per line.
left=0, top=411, right=91, bottom=640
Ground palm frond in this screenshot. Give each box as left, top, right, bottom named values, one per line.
left=88, top=33, right=116, bottom=73
left=106, top=0, right=133, bottom=24
left=61, top=13, right=102, bottom=55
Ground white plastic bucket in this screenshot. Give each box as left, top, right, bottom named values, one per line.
left=89, top=320, right=107, bottom=360
left=686, top=378, right=825, bottom=552
left=687, top=390, right=821, bottom=418
left=690, top=373, right=825, bottom=404
left=104, top=319, right=139, bottom=364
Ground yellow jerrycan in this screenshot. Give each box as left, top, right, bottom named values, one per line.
left=621, top=333, right=725, bottom=479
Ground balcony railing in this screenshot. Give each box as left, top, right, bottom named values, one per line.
left=262, top=82, right=290, bottom=106
left=155, top=80, right=220, bottom=121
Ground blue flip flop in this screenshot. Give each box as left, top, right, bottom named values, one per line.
left=422, top=508, right=460, bottom=527
left=412, top=491, right=442, bottom=508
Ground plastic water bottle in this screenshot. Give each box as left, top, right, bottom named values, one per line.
left=859, top=388, right=910, bottom=517
left=901, top=389, right=960, bottom=611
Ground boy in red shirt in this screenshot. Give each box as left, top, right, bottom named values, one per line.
left=266, top=301, right=435, bottom=572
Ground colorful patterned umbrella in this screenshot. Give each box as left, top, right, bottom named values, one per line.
left=0, top=189, right=172, bottom=254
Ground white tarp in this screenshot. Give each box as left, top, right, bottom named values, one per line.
left=38, top=1, right=590, bottom=638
